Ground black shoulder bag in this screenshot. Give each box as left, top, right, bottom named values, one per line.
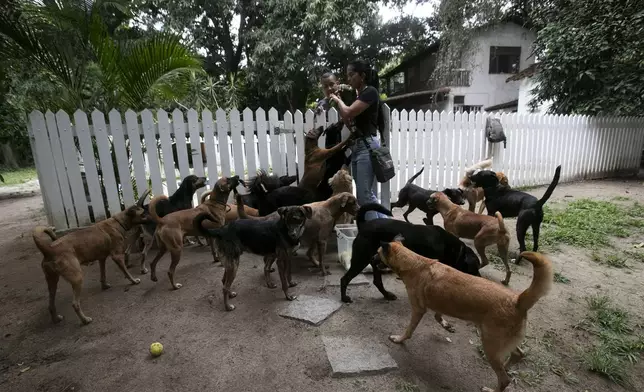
left=360, top=102, right=395, bottom=183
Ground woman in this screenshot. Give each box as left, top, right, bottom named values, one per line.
left=315, top=72, right=350, bottom=200
left=329, top=60, right=388, bottom=220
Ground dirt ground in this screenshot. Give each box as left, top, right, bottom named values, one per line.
left=1, top=177, right=644, bottom=392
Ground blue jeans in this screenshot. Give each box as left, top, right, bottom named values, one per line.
left=351, top=136, right=389, bottom=221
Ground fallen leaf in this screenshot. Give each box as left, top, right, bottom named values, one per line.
left=19, top=367, right=30, bottom=373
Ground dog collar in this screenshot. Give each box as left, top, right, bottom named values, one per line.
left=114, top=217, right=128, bottom=231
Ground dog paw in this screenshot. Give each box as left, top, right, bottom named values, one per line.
left=132, top=278, right=141, bottom=285
left=173, top=283, right=183, bottom=290
left=225, top=304, right=236, bottom=311
left=481, top=388, right=495, bottom=392
left=52, top=314, right=64, bottom=324
left=384, top=292, right=398, bottom=301
left=140, top=268, right=149, bottom=275
left=228, top=291, right=237, bottom=298
left=341, top=296, right=353, bottom=303
left=286, top=294, right=297, bottom=301
left=101, top=283, right=112, bottom=290
left=389, top=335, right=405, bottom=344
left=266, top=282, right=277, bottom=289
left=81, top=317, right=93, bottom=325
left=441, top=322, right=456, bottom=333
left=150, top=275, right=158, bottom=282
left=502, top=279, right=510, bottom=286
left=288, top=281, right=298, bottom=288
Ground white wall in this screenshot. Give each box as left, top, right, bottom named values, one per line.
left=449, top=23, right=537, bottom=110
left=516, top=77, right=552, bottom=114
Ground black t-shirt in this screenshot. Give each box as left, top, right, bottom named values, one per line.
left=354, top=86, right=379, bottom=137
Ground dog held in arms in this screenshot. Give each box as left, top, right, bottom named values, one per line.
left=147, top=176, right=243, bottom=289
left=378, top=238, right=552, bottom=392
left=340, top=203, right=481, bottom=304
left=194, top=202, right=313, bottom=311
left=33, top=190, right=150, bottom=325
left=125, top=175, right=207, bottom=274
left=391, top=168, right=466, bottom=224
left=327, top=165, right=354, bottom=224
left=469, top=165, right=561, bottom=262
left=428, top=191, right=512, bottom=285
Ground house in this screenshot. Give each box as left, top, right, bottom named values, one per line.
left=381, top=21, right=537, bottom=114
left=503, top=63, right=552, bottom=114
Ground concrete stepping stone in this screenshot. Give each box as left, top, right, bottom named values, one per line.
left=278, top=295, right=342, bottom=326
left=322, top=336, right=398, bottom=377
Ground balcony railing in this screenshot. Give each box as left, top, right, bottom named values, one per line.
left=448, top=69, right=471, bottom=87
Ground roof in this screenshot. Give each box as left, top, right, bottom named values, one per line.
left=484, top=99, right=518, bottom=112
left=382, top=19, right=532, bottom=80
left=506, top=63, right=540, bottom=82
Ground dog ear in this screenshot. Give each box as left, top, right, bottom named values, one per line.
left=302, top=206, right=313, bottom=219
left=277, top=207, right=287, bottom=218
left=378, top=242, right=391, bottom=258
left=393, top=234, right=405, bottom=243
left=327, top=177, right=334, bottom=186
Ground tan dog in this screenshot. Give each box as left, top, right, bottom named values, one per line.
left=33, top=191, right=150, bottom=325
left=459, top=159, right=509, bottom=214
left=199, top=190, right=260, bottom=223
left=327, top=165, right=354, bottom=224
left=428, top=192, right=512, bottom=285
left=298, top=124, right=353, bottom=194
left=148, top=176, right=242, bottom=289
left=377, top=240, right=552, bottom=392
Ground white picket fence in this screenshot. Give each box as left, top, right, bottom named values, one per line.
left=28, top=107, right=644, bottom=231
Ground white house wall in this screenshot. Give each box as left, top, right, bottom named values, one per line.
left=450, top=23, right=537, bottom=109
left=516, top=78, right=552, bottom=114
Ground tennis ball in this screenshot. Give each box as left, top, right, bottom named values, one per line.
left=150, top=342, right=164, bottom=357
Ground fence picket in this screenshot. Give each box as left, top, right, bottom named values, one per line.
left=215, top=109, right=232, bottom=178
left=243, top=108, right=257, bottom=179
left=400, top=110, right=409, bottom=182
left=229, top=109, right=245, bottom=179
left=141, top=110, right=163, bottom=196
left=202, top=110, right=219, bottom=183
left=422, top=111, right=432, bottom=188
left=92, top=110, right=121, bottom=216
left=407, top=110, right=417, bottom=181
left=294, top=110, right=305, bottom=181
left=390, top=109, right=401, bottom=198
left=157, top=110, right=177, bottom=195
left=75, top=110, right=106, bottom=221
left=270, top=108, right=282, bottom=176
left=452, top=111, right=463, bottom=187
left=125, top=110, right=147, bottom=198
left=29, top=111, right=67, bottom=228
left=438, top=111, right=448, bottom=189
left=381, top=104, right=391, bottom=209
left=57, top=110, right=91, bottom=225
left=284, top=111, right=297, bottom=177
left=45, top=111, right=76, bottom=227
left=187, top=109, right=206, bottom=183
left=256, top=108, right=270, bottom=173
left=171, top=109, right=190, bottom=183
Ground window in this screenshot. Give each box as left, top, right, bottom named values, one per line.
left=454, top=104, right=483, bottom=113
left=489, top=46, right=521, bottom=74
left=391, top=72, right=405, bottom=93
left=453, top=95, right=465, bottom=104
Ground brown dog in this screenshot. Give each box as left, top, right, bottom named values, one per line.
left=298, top=124, right=353, bottom=194
left=327, top=165, right=354, bottom=224
left=377, top=240, right=552, bottom=392
left=33, top=191, right=150, bottom=325
left=199, top=190, right=260, bottom=223
left=148, top=176, right=242, bottom=289
left=460, top=161, right=509, bottom=214
left=428, top=192, right=512, bottom=285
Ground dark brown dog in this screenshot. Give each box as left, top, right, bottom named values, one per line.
left=377, top=239, right=552, bottom=392
left=298, top=123, right=353, bottom=195
left=33, top=191, right=150, bottom=325
left=194, top=204, right=313, bottom=311
left=147, top=176, right=242, bottom=289
left=428, top=191, right=512, bottom=285
left=199, top=190, right=260, bottom=223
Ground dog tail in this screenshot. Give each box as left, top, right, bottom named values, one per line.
left=193, top=212, right=225, bottom=238
left=33, top=226, right=57, bottom=258
left=148, top=195, right=169, bottom=223
left=536, top=165, right=561, bottom=209
left=200, top=191, right=211, bottom=204
left=495, top=212, right=507, bottom=234
left=516, top=252, right=553, bottom=313
left=357, top=203, right=393, bottom=226
left=405, top=168, right=424, bottom=185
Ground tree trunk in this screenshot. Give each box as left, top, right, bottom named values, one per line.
left=0, top=143, right=19, bottom=169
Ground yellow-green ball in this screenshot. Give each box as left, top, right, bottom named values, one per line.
left=150, top=342, right=164, bottom=357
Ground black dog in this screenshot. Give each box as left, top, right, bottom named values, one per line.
left=125, top=175, right=206, bottom=274
left=242, top=170, right=297, bottom=209
left=251, top=182, right=315, bottom=216
left=391, top=168, right=466, bottom=224
left=195, top=204, right=312, bottom=311
left=469, top=165, right=561, bottom=262
left=340, top=203, right=481, bottom=304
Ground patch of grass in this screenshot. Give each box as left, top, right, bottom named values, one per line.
left=590, top=252, right=629, bottom=269
left=509, top=369, right=544, bottom=386
left=395, top=381, right=420, bottom=392
left=624, top=249, right=644, bottom=263
left=581, top=295, right=644, bottom=386
left=541, top=199, right=644, bottom=249
left=612, top=196, right=631, bottom=201
left=0, top=167, right=37, bottom=187
left=551, top=365, right=580, bottom=385
left=553, top=272, right=570, bottom=284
